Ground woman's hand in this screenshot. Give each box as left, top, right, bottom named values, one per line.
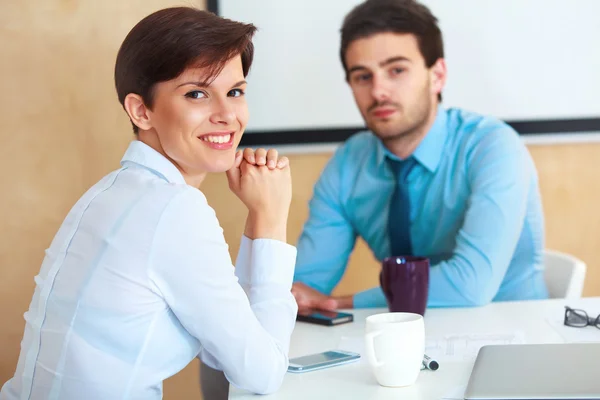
left=226, top=149, right=291, bottom=241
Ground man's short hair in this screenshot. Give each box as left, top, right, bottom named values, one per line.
left=340, top=0, right=444, bottom=101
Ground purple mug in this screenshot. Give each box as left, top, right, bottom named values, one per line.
left=380, top=256, right=430, bottom=316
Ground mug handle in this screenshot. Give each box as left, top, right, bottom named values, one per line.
left=364, top=330, right=384, bottom=368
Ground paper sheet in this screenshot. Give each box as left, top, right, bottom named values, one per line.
left=339, top=331, right=526, bottom=363
left=545, top=314, right=600, bottom=343
left=425, top=331, right=525, bottom=362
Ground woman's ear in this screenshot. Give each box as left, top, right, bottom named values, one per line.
left=124, top=93, right=153, bottom=131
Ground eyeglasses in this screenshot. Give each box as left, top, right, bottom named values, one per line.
left=564, top=306, right=600, bottom=329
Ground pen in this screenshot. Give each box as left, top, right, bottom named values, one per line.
left=422, top=354, right=439, bottom=371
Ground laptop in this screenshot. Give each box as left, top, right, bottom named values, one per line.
left=465, top=343, right=600, bottom=399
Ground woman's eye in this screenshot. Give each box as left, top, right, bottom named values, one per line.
left=354, top=74, right=371, bottom=83
left=228, top=88, right=245, bottom=97
left=185, top=90, right=206, bottom=99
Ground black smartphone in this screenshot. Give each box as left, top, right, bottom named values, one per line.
left=296, top=310, right=354, bottom=326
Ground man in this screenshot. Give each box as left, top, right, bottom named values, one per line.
left=292, top=0, right=548, bottom=312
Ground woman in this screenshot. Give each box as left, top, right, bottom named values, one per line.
left=0, top=7, right=297, bottom=399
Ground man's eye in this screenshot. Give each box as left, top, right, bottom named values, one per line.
left=391, top=67, right=405, bottom=75
left=185, top=90, right=206, bottom=99
left=228, top=88, right=245, bottom=97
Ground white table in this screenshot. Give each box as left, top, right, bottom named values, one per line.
left=229, top=297, right=600, bottom=400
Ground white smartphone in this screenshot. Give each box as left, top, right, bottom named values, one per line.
left=287, top=350, right=361, bottom=373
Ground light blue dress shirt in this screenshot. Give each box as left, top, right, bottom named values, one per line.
left=1, top=141, right=298, bottom=399
left=295, top=107, right=548, bottom=308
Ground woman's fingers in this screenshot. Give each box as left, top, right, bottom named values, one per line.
left=234, top=150, right=243, bottom=168
left=243, top=147, right=256, bottom=164
left=277, top=156, right=289, bottom=169
left=254, top=148, right=267, bottom=166
left=266, top=149, right=278, bottom=169
left=240, top=148, right=287, bottom=169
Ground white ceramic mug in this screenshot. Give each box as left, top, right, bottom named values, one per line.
left=364, top=312, right=425, bottom=387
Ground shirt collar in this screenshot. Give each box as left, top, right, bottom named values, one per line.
left=120, top=140, right=187, bottom=185
left=376, top=107, right=448, bottom=173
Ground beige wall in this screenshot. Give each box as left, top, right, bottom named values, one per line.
left=1, top=1, right=599, bottom=399
left=0, top=1, right=205, bottom=398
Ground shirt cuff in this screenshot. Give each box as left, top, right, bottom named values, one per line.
left=249, top=239, right=297, bottom=288
left=353, top=286, right=388, bottom=308
left=234, top=235, right=253, bottom=286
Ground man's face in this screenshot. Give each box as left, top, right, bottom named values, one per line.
left=345, top=32, right=444, bottom=141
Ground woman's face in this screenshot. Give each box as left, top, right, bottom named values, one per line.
left=141, top=56, right=248, bottom=184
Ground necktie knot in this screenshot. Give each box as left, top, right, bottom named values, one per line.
left=388, top=157, right=415, bottom=183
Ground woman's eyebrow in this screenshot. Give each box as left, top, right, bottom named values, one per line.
left=176, top=81, right=210, bottom=88
left=176, top=80, right=247, bottom=89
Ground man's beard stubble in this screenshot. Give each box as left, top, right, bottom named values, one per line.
left=367, top=87, right=433, bottom=144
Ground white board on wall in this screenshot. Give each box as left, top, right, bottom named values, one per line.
left=216, top=0, right=600, bottom=136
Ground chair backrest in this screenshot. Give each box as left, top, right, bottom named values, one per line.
left=543, top=250, right=586, bottom=299
left=200, top=359, right=229, bottom=400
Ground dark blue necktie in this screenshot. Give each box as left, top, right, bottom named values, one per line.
left=387, top=157, right=415, bottom=256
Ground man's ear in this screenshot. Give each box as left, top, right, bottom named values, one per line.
left=124, top=93, right=153, bottom=131
left=430, top=58, right=447, bottom=99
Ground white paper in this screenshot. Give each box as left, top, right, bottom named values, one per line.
left=545, top=315, right=600, bottom=343
left=339, top=331, right=526, bottom=364
left=425, top=331, right=526, bottom=362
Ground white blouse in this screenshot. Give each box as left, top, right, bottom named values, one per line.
left=0, top=140, right=297, bottom=400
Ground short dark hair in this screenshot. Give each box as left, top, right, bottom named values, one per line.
left=114, top=7, right=256, bottom=133
left=340, top=0, right=444, bottom=101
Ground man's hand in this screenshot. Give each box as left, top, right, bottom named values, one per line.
left=292, top=282, right=353, bottom=313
